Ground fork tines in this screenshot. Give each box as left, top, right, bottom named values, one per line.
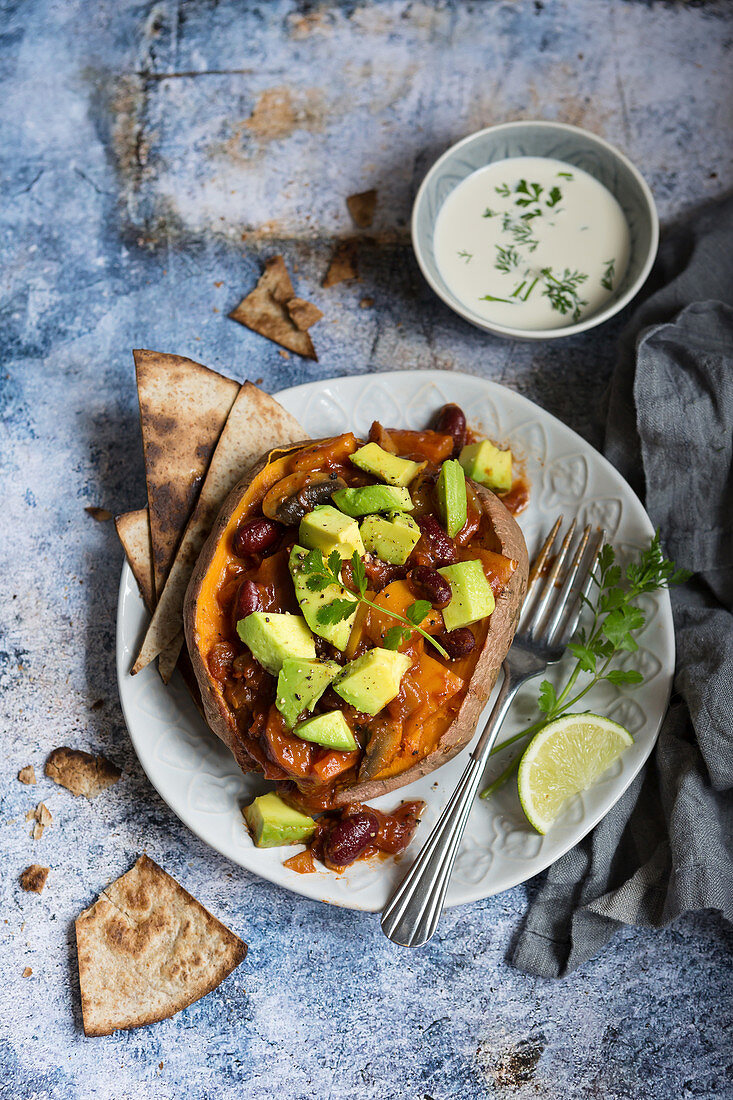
left=520, top=517, right=605, bottom=649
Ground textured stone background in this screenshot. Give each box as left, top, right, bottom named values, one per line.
left=1, top=1, right=732, bottom=1097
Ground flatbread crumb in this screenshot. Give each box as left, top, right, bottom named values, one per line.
left=36, top=803, right=52, bottom=827
left=229, top=256, right=319, bottom=360
left=359, top=296, right=374, bottom=309
left=346, top=188, right=377, bottom=228
left=286, top=297, right=323, bottom=332
left=85, top=506, right=113, bottom=522
left=20, top=865, right=49, bottom=894
left=18, top=766, right=36, bottom=785
left=45, top=747, right=121, bottom=799
left=75, top=855, right=247, bottom=1036
left=322, top=239, right=359, bottom=287
left=23, top=967, right=32, bottom=977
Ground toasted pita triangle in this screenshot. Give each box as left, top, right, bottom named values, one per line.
left=132, top=383, right=304, bottom=674
left=134, top=350, right=240, bottom=600
left=115, top=508, right=204, bottom=710
left=115, top=508, right=155, bottom=612
left=229, top=256, right=318, bottom=360
left=75, top=855, right=246, bottom=1036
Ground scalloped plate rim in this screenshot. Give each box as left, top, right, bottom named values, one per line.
left=116, top=370, right=674, bottom=913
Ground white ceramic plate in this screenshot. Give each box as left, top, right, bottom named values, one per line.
left=117, top=371, right=674, bottom=912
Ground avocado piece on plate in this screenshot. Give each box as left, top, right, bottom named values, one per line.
left=243, top=792, right=316, bottom=848
left=350, top=442, right=423, bottom=487
left=333, top=647, right=412, bottom=716
left=276, top=657, right=340, bottom=729
left=299, top=505, right=365, bottom=560
left=438, top=560, right=495, bottom=632
left=289, top=545, right=357, bottom=652
left=436, top=459, right=467, bottom=538
left=332, top=484, right=413, bottom=517
left=361, top=512, right=421, bottom=565
left=459, top=440, right=512, bottom=493
left=237, top=612, right=315, bottom=676
left=293, top=710, right=358, bottom=751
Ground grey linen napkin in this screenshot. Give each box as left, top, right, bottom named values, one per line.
left=510, top=196, right=733, bottom=978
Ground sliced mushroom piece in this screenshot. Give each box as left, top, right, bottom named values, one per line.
left=358, top=717, right=403, bottom=782
left=261, top=471, right=349, bottom=526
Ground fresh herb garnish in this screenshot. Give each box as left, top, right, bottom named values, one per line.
left=495, top=183, right=511, bottom=198
left=494, top=244, right=521, bottom=273
left=482, top=207, right=497, bottom=218
left=601, top=258, right=616, bottom=291
left=305, top=549, right=449, bottom=659
left=457, top=249, right=473, bottom=263
left=501, top=214, right=540, bottom=252
left=541, top=267, right=588, bottom=322
left=515, top=179, right=543, bottom=206
left=545, top=185, right=562, bottom=208
left=479, top=533, right=690, bottom=800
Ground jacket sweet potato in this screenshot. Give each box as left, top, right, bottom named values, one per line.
left=184, top=435, right=528, bottom=808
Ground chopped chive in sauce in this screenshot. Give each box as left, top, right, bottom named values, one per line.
left=557, top=171, right=574, bottom=179
left=479, top=293, right=514, bottom=303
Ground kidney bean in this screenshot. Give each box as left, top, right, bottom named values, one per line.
left=409, top=566, right=452, bottom=609
left=207, top=641, right=237, bottom=683
left=234, top=579, right=262, bottom=621
left=434, top=403, right=467, bottom=456
left=416, top=516, right=457, bottom=567
left=324, top=810, right=380, bottom=867
left=364, top=556, right=407, bottom=592
left=233, top=517, right=280, bottom=558
left=439, top=627, right=476, bottom=659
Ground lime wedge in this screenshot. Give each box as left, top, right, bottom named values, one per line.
left=517, top=713, right=633, bottom=834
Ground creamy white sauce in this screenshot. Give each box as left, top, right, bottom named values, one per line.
left=434, top=156, right=630, bottom=331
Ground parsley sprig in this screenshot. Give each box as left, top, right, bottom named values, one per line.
left=479, top=533, right=690, bottom=799
left=304, top=549, right=449, bottom=659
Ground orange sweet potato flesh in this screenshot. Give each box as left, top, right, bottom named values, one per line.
left=184, top=436, right=528, bottom=806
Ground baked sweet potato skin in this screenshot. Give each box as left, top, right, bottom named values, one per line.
left=334, top=483, right=528, bottom=805
left=184, top=445, right=308, bottom=773
left=184, top=440, right=528, bottom=798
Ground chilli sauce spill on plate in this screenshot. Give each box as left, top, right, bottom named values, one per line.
left=184, top=404, right=529, bottom=873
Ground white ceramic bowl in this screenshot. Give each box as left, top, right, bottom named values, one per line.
left=412, top=120, right=659, bottom=340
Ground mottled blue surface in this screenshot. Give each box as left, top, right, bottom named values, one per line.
left=2, top=2, right=732, bottom=1097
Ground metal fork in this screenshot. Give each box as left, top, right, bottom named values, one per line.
left=381, top=517, right=605, bottom=948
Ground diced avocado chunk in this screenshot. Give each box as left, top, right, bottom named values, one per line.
left=299, top=505, right=365, bottom=561
left=350, top=442, right=422, bottom=487
left=361, top=512, right=421, bottom=566
left=243, top=792, right=316, bottom=848
left=237, top=612, right=315, bottom=676
left=332, top=484, right=414, bottom=517
left=459, top=440, right=512, bottom=493
left=293, top=710, right=357, bottom=751
left=276, top=658, right=340, bottom=729
left=289, top=545, right=357, bottom=652
left=438, top=560, right=496, bottom=632
left=436, top=459, right=468, bottom=538
left=333, top=647, right=412, bottom=716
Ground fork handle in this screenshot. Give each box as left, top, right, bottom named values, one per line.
left=380, top=663, right=525, bottom=948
